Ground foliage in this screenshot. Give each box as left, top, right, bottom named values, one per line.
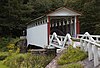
left=59, top=63, right=83, bottom=68
left=7, top=37, right=20, bottom=52
left=0, top=36, right=20, bottom=52
left=0, top=52, right=9, bottom=60
left=3, top=53, right=54, bottom=68
left=57, top=46, right=87, bottom=65
left=0, top=0, right=33, bottom=29
left=0, top=37, right=10, bottom=51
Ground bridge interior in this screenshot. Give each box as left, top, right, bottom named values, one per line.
left=50, top=16, right=75, bottom=36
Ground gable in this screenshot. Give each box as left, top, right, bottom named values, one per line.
left=47, top=7, right=81, bottom=16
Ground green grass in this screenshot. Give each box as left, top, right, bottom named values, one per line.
left=57, top=46, right=87, bottom=65
left=3, top=53, right=55, bottom=68
left=59, top=63, right=84, bottom=68
left=0, top=61, right=9, bottom=68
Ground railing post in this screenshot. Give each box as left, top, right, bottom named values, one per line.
left=87, top=43, right=93, bottom=61
left=61, top=37, right=62, bottom=42
left=96, top=37, right=99, bottom=42
left=54, top=33, right=62, bottom=46
left=80, top=39, right=84, bottom=50
left=83, top=41, right=88, bottom=52
left=92, top=45, right=99, bottom=67
left=62, top=33, right=72, bottom=47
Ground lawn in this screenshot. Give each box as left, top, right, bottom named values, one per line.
left=0, top=61, right=9, bottom=68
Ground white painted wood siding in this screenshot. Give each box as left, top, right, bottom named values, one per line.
left=27, top=23, right=48, bottom=48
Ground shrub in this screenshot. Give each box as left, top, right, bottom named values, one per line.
left=0, top=37, right=20, bottom=52
left=7, top=37, right=20, bottom=52
left=59, top=63, right=84, bottom=68
left=0, top=52, right=9, bottom=60
left=3, top=53, right=54, bottom=68
left=57, top=46, right=87, bottom=65
left=0, top=37, right=10, bottom=52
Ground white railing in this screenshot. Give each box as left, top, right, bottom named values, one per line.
left=50, top=35, right=65, bottom=45
left=49, top=32, right=72, bottom=49
left=79, top=32, right=100, bottom=67
left=77, top=34, right=100, bottom=43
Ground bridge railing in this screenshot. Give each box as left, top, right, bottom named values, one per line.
left=79, top=32, right=100, bottom=67
left=77, top=34, right=100, bottom=43
left=49, top=32, right=72, bottom=49
left=50, top=35, right=65, bottom=44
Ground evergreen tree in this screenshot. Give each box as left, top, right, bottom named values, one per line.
left=0, top=0, right=33, bottom=29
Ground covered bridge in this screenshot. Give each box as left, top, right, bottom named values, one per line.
left=27, top=7, right=81, bottom=49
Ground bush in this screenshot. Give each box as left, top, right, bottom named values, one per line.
left=59, top=63, right=84, bottom=68
left=0, top=37, right=20, bottom=52
left=7, top=37, right=20, bottom=52
left=0, top=52, right=9, bottom=60
left=57, top=46, right=87, bottom=65
left=3, top=53, right=54, bottom=68
left=0, top=37, right=10, bottom=52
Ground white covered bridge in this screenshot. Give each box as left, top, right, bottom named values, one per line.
left=27, top=7, right=80, bottom=49
left=26, top=7, right=100, bottom=67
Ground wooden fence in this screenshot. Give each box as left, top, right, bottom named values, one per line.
left=78, top=32, right=100, bottom=67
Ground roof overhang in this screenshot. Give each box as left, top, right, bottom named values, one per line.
left=47, top=7, right=81, bottom=16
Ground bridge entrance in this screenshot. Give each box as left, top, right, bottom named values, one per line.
left=50, top=16, right=76, bottom=36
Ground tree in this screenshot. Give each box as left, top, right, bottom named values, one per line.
left=0, top=0, right=33, bottom=29
left=63, top=0, right=100, bottom=34
left=31, top=0, right=64, bottom=18
left=0, top=0, right=99, bottom=35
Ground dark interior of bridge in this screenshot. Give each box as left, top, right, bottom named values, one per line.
left=50, top=18, right=70, bottom=36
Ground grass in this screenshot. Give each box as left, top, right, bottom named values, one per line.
left=59, top=63, right=84, bottom=68
left=57, top=46, right=87, bottom=67
left=0, top=61, right=9, bottom=68
left=57, top=46, right=87, bottom=65
left=3, top=53, right=55, bottom=68
left=57, top=46, right=87, bottom=68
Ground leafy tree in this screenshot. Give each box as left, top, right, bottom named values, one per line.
left=63, top=0, right=100, bottom=34
left=32, top=0, right=64, bottom=18
left=0, top=0, right=33, bottom=29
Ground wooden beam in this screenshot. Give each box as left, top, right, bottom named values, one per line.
left=74, top=16, right=77, bottom=37
left=47, top=16, right=50, bottom=45
left=76, top=16, right=80, bottom=34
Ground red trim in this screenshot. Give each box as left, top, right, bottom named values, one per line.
left=47, top=16, right=50, bottom=45
left=76, top=16, right=80, bottom=34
